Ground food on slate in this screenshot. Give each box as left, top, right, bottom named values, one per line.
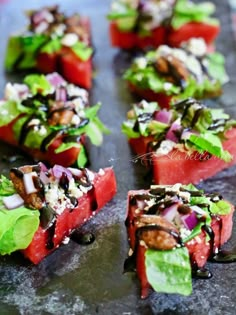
left=108, top=0, right=219, bottom=49
left=0, top=72, right=109, bottom=167
left=125, top=184, right=235, bottom=298
left=5, top=5, right=93, bottom=88
left=124, top=38, right=228, bottom=108
left=122, top=98, right=236, bottom=184
left=0, top=162, right=117, bottom=264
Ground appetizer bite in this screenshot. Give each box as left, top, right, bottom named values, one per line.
left=124, top=38, right=228, bottom=108
left=0, top=73, right=109, bottom=167
left=122, top=98, right=236, bottom=184
left=108, top=0, right=219, bottom=50
left=5, top=5, right=93, bottom=88
left=0, top=162, right=117, bottom=264
left=125, top=184, right=235, bottom=298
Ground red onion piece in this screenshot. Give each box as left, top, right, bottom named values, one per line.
left=39, top=171, right=50, bottom=185
left=46, top=72, right=66, bottom=87
left=51, top=165, right=72, bottom=180
left=166, top=120, right=182, bottom=143
left=23, top=172, right=38, bottom=195
left=3, top=194, right=24, bottom=210
left=68, top=167, right=83, bottom=178
left=181, top=212, right=198, bottom=230
left=38, top=162, right=48, bottom=172
left=55, top=86, right=67, bottom=102
left=154, top=110, right=172, bottom=124
left=162, top=203, right=178, bottom=222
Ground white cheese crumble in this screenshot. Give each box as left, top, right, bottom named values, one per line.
left=155, top=139, right=176, bottom=156
left=61, top=33, right=78, bottom=47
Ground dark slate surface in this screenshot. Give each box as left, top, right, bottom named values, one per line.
left=0, top=0, right=235, bottom=314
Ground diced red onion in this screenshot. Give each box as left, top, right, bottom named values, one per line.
left=38, top=162, right=48, bottom=172
left=39, top=171, right=50, bottom=185
left=32, top=9, right=53, bottom=25
left=23, top=172, right=38, bottom=195
left=55, top=86, right=67, bottom=102
left=51, top=165, right=72, bottom=180
left=181, top=212, right=198, bottom=230
left=166, top=120, right=182, bottom=143
left=68, top=167, right=83, bottom=178
left=162, top=203, right=178, bottom=222
left=46, top=72, right=66, bottom=87
left=3, top=193, right=24, bottom=210
left=154, top=110, right=172, bottom=124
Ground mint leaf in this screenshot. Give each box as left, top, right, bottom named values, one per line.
left=122, top=121, right=140, bottom=138
left=210, top=200, right=232, bottom=215
left=0, top=207, right=40, bottom=255
left=145, top=247, right=192, bottom=296
left=40, top=38, right=62, bottom=54
left=55, top=142, right=81, bottom=154
left=0, top=176, right=15, bottom=196
left=24, top=74, right=52, bottom=95
left=172, top=0, right=218, bottom=29
left=77, top=145, right=88, bottom=167
left=71, top=41, right=93, bottom=61
left=0, top=100, right=29, bottom=127
left=188, top=133, right=232, bottom=162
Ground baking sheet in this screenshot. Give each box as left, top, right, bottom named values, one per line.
left=0, top=0, right=236, bottom=314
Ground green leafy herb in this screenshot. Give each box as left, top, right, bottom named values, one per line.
left=0, top=99, right=31, bottom=127
left=77, top=145, right=88, bottom=167
left=54, top=142, right=81, bottom=154
left=0, top=207, right=40, bottom=255
left=145, top=247, right=192, bottom=296
left=0, top=176, right=15, bottom=196
left=24, top=74, right=52, bottom=95
left=40, top=38, right=62, bottom=54
left=172, top=0, right=218, bottom=29
left=71, top=41, right=93, bottom=61
left=188, top=133, right=232, bottom=162
left=210, top=200, right=232, bottom=215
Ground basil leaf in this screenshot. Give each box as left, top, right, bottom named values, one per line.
left=54, top=142, right=81, bottom=154
left=40, top=38, right=62, bottom=54
left=122, top=121, right=140, bottom=139
left=0, top=207, right=40, bottom=255
left=172, top=0, right=218, bottom=29
left=0, top=176, right=15, bottom=196
left=210, top=200, right=232, bottom=215
left=188, top=133, right=232, bottom=162
left=0, top=100, right=30, bottom=127
left=145, top=247, right=192, bottom=296
left=71, top=41, right=93, bottom=61
left=24, top=74, right=52, bottom=95
left=77, top=145, right=88, bottom=167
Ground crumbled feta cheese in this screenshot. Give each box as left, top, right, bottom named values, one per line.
left=70, top=115, right=81, bottom=126
left=61, top=33, right=78, bottom=47
left=86, top=169, right=95, bottom=181
left=180, top=227, right=191, bottom=239
left=35, top=21, right=49, bottom=34
left=98, top=168, right=105, bottom=176
left=79, top=185, right=92, bottom=194
left=52, top=23, right=66, bottom=37
left=181, top=38, right=207, bottom=57
left=38, top=126, right=47, bottom=136
left=155, top=139, right=176, bottom=156
left=67, top=84, right=88, bottom=99
left=68, top=178, right=83, bottom=198
left=163, top=82, right=173, bottom=91
left=136, top=57, right=147, bottom=69
left=139, top=240, right=147, bottom=247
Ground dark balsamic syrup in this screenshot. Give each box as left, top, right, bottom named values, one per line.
left=71, top=230, right=95, bottom=245
left=46, top=221, right=56, bottom=250
left=211, top=250, right=236, bottom=263
left=192, top=267, right=212, bottom=279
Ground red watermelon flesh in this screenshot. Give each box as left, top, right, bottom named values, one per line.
left=129, top=128, right=236, bottom=185
left=22, top=167, right=117, bottom=264
left=126, top=189, right=235, bottom=298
